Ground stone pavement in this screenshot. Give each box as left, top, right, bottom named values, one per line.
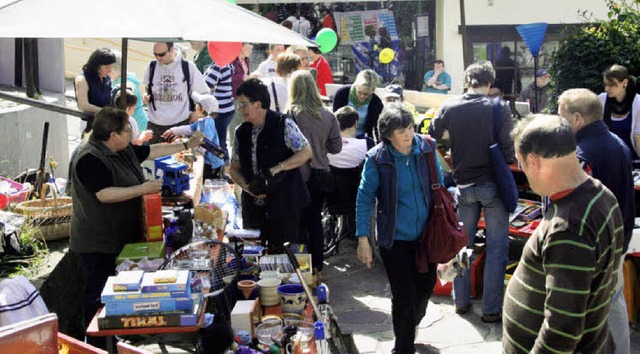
left=321, top=237, right=639, bottom=354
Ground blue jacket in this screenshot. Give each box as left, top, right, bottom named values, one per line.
left=576, top=120, right=635, bottom=252
left=356, top=134, right=444, bottom=250
left=191, top=117, right=224, bottom=169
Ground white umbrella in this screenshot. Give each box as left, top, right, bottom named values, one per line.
left=0, top=0, right=313, bottom=45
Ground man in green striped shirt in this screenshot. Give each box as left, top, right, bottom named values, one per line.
left=503, top=115, right=623, bottom=353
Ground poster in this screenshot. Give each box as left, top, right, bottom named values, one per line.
left=335, top=9, right=399, bottom=45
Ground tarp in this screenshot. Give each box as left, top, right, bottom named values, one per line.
left=0, top=0, right=314, bottom=45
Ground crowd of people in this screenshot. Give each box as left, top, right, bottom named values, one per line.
left=70, top=40, right=638, bottom=354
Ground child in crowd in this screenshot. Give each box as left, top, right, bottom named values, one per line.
left=162, top=92, right=225, bottom=179
left=112, top=89, right=153, bottom=145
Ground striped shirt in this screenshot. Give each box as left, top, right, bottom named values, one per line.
left=503, top=177, right=623, bottom=354
left=204, top=62, right=235, bottom=114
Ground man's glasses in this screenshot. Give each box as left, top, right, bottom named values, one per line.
left=238, top=101, right=255, bottom=108
left=154, top=50, right=169, bottom=57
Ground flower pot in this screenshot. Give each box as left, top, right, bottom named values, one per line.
left=277, top=284, right=307, bottom=314
left=237, top=280, right=257, bottom=300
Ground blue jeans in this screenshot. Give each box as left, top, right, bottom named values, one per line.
left=452, top=182, right=509, bottom=315
left=609, top=256, right=630, bottom=354
left=214, top=110, right=235, bottom=163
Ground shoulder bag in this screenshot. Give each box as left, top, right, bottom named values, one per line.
left=489, top=98, right=518, bottom=213
left=415, top=136, right=468, bottom=273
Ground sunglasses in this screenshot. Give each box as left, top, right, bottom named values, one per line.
left=238, top=100, right=255, bottom=108
left=154, top=50, right=169, bottom=57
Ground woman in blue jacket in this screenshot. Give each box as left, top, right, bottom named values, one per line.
left=356, top=104, right=444, bottom=354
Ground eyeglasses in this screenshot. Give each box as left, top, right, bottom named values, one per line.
left=154, top=50, right=169, bottom=57
left=238, top=100, right=255, bottom=108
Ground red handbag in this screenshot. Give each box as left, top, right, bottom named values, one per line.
left=415, top=136, right=468, bottom=273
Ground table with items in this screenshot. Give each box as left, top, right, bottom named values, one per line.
left=85, top=180, right=335, bottom=354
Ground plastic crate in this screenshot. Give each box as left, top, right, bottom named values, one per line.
left=0, top=177, right=31, bottom=207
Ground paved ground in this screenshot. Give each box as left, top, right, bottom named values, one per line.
left=322, top=237, right=640, bottom=354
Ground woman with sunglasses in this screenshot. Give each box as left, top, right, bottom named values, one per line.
left=332, top=69, right=384, bottom=142
left=599, top=64, right=640, bottom=162
left=75, top=48, right=115, bottom=134
left=286, top=70, right=342, bottom=277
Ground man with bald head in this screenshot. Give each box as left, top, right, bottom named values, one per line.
left=558, top=88, right=633, bottom=354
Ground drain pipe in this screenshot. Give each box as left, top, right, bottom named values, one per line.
left=459, top=0, right=469, bottom=67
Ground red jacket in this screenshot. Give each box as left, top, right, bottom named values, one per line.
left=310, top=56, right=333, bottom=96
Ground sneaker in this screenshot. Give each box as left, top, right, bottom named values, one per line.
left=481, top=313, right=502, bottom=323
left=455, top=303, right=471, bottom=315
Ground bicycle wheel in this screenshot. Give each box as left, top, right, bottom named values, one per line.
left=369, top=204, right=382, bottom=264
left=322, top=206, right=340, bottom=258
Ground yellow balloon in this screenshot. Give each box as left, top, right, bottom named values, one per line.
left=379, top=48, right=395, bottom=64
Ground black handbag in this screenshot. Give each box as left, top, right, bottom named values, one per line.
left=489, top=98, right=518, bottom=213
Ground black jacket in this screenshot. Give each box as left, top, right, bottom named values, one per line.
left=332, top=85, right=383, bottom=141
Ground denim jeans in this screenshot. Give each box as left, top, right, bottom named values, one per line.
left=608, top=255, right=630, bottom=354
left=214, top=110, right=235, bottom=162
left=452, top=182, right=509, bottom=315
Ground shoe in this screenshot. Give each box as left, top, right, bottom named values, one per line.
left=455, top=303, right=471, bottom=315
left=481, top=313, right=502, bottom=323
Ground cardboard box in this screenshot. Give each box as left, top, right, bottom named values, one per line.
left=142, top=193, right=163, bottom=242
left=230, top=299, right=261, bottom=335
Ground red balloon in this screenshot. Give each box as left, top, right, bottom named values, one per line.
left=207, top=42, right=242, bottom=67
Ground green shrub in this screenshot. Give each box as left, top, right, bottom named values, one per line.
left=547, top=0, right=640, bottom=112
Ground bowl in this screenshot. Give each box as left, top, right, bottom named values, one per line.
left=280, top=312, right=305, bottom=325
left=277, top=284, right=307, bottom=314
left=254, top=320, right=284, bottom=345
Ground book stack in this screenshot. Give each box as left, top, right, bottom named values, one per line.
left=98, top=270, right=202, bottom=330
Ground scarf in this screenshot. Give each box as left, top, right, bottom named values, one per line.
left=603, top=85, right=635, bottom=125
left=349, top=86, right=372, bottom=108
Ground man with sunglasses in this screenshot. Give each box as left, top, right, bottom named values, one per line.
left=143, top=42, right=211, bottom=143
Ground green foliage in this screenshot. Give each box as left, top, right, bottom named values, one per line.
left=0, top=222, right=49, bottom=278
left=547, top=0, right=640, bottom=111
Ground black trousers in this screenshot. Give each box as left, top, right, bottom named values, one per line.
left=380, top=240, right=437, bottom=354
left=80, top=252, right=117, bottom=349
left=300, top=181, right=326, bottom=271
left=241, top=192, right=300, bottom=250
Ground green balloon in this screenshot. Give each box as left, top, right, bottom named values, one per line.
left=316, top=28, right=338, bottom=53
left=226, top=0, right=237, bottom=4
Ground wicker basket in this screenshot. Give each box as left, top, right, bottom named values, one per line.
left=15, top=185, right=72, bottom=241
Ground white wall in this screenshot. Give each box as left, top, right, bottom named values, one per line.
left=436, top=0, right=609, bottom=94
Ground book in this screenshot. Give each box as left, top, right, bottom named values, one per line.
left=101, top=276, right=190, bottom=303
left=140, top=270, right=190, bottom=293
left=153, top=270, right=178, bottom=284
left=111, top=270, right=144, bottom=292
left=104, top=296, right=193, bottom=316
left=97, top=295, right=203, bottom=330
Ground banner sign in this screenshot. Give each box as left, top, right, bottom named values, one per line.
left=334, top=10, right=399, bottom=45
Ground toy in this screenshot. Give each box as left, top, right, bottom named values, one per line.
left=154, top=156, right=189, bottom=196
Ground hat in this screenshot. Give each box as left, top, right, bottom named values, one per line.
left=191, top=92, right=218, bottom=114
left=384, top=84, right=403, bottom=99
left=535, top=69, right=549, bottom=78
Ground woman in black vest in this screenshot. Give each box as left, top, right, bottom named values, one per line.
left=75, top=48, right=116, bottom=133
left=230, top=79, right=312, bottom=252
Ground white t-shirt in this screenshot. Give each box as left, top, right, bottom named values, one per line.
left=298, top=17, right=311, bottom=38
left=142, top=52, right=209, bottom=126
left=328, top=137, right=368, bottom=168
left=252, top=57, right=277, bottom=79
left=262, top=76, right=289, bottom=113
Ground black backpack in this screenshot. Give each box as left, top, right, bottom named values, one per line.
left=147, top=59, right=195, bottom=112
